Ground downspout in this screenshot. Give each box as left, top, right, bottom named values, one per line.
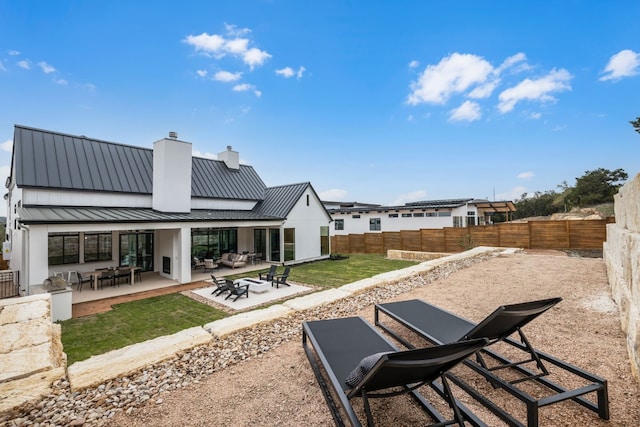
left=20, top=223, right=29, bottom=296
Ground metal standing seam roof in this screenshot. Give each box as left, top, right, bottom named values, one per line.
left=12, top=125, right=267, bottom=200
left=252, top=182, right=310, bottom=218
left=16, top=206, right=283, bottom=225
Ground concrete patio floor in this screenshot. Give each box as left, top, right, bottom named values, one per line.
left=70, top=262, right=274, bottom=307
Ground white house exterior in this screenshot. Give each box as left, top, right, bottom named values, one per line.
left=5, top=125, right=332, bottom=297
left=326, top=199, right=515, bottom=236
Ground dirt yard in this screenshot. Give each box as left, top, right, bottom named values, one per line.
left=105, top=251, right=640, bottom=426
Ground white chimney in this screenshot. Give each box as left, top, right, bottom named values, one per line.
left=218, top=145, right=239, bottom=170
left=153, top=135, right=192, bottom=213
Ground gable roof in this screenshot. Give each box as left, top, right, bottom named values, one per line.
left=11, top=125, right=266, bottom=200
left=254, top=182, right=333, bottom=220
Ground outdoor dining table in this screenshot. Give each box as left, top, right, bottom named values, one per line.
left=82, top=267, right=142, bottom=291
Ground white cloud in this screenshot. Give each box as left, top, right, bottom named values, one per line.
left=408, top=60, right=419, bottom=68
left=184, top=33, right=226, bottom=56
left=448, top=100, right=482, bottom=122
left=496, top=186, right=527, bottom=201
left=224, top=23, right=251, bottom=37
left=17, top=60, right=30, bottom=70
left=517, top=171, right=534, bottom=179
left=196, top=69, right=208, bottom=77
left=2, top=139, right=13, bottom=153
left=390, top=190, right=427, bottom=206
left=275, top=66, right=306, bottom=79
left=184, top=27, right=271, bottom=69
left=407, top=53, right=493, bottom=105
left=496, top=52, right=529, bottom=73
left=82, top=83, right=96, bottom=92
left=233, top=83, right=261, bottom=97
left=468, top=80, right=499, bottom=99
left=55, top=78, right=68, bottom=85
left=0, top=61, right=5, bottom=71
left=38, top=61, right=56, bottom=74
left=529, top=112, right=541, bottom=119
left=8, top=50, right=20, bottom=56
left=319, top=188, right=348, bottom=201
left=275, top=67, right=295, bottom=78
left=192, top=149, right=217, bottom=159
left=599, top=49, right=640, bottom=81
left=243, top=47, right=272, bottom=69
left=497, top=68, right=572, bottom=113
left=407, top=114, right=414, bottom=122
left=214, top=70, right=242, bottom=82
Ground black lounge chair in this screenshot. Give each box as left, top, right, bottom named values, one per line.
left=224, top=280, right=249, bottom=302
left=259, top=264, right=277, bottom=281
left=210, top=275, right=231, bottom=296
left=272, top=266, right=290, bottom=288
left=303, top=316, right=489, bottom=427
left=374, top=298, right=609, bottom=427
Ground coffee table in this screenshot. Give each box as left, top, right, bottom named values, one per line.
left=235, top=277, right=271, bottom=293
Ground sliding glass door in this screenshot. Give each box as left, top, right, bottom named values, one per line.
left=119, top=232, right=154, bottom=271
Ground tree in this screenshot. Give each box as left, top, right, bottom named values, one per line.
left=566, top=168, right=628, bottom=207
left=631, top=117, right=640, bottom=134
left=513, top=191, right=561, bottom=219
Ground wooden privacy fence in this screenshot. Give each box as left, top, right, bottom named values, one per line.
left=330, top=219, right=615, bottom=254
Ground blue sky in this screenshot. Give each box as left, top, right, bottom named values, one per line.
left=1, top=1, right=639, bottom=217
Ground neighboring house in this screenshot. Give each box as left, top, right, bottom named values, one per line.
left=326, top=199, right=516, bottom=235
left=5, top=125, right=332, bottom=296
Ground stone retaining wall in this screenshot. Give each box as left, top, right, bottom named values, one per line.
left=604, top=172, right=640, bottom=379
left=0, top=293, right=66, bottom=413
left=387, top=249, right=448, bottom=261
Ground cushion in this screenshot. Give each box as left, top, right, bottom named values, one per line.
left=227, top=254, right=234, bottom=261
left=345, top=352, right=390, bottom=387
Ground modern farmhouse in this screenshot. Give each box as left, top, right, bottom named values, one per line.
left=4, top=125, right=332, bottom=298
left=325, top=199, right=516, bottom=235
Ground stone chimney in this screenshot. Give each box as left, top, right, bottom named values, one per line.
left=218, top=145, right=239, bottom=170
left=153, top=133, right=192, bottom=213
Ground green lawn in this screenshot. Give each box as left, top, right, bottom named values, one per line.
left=61, top=293, right=226, bottom=365
left=62, top=254, right=418, bottom=364
left=228, top=253, right=418, bottom=288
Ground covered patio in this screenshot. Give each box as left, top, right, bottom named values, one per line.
left=71, top=262, right=273, bottom=305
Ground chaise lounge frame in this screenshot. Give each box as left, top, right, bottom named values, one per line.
left=374, top=298, right=609, bottom=427
left=303, top=316, right=489, bottom=427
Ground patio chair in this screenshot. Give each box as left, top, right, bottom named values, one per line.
left=210, top=275, right=232, bottom=296
left=272, top=267, right=290, bottom=288
left=193, top=256, right=205, bottom=271
left=224, top=280, right=249, bottom=302
left=204, top=258, right=218, bottom=272
left=115, top=267, right=131, bottom=285
left=259, top=264, right=277, bottom=281
left=303, top=316, right=489, bottom=427
left=70, top=271, right=92, bottom=292
left=98, top=269, right=116, bottom=289
left=374, top=298, right=609, bottom=427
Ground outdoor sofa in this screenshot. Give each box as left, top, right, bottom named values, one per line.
left=219, top=253, right=248, bottom=269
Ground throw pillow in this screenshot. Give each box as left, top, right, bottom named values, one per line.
left=345, top=352, right=390, bottom=387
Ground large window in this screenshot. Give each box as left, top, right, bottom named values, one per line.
left=284, top=228, right=295, bottom=262
left=254, top=229, right=266, bottom=259
left=48, top=233, right=79, bottom=265
left=84, top=233, right=112, bottom=262
left=369, top=218, right=381, bottom=231
left=191, top=228, right=237, bottom=259
left=453, top=216, right=464, bottom=227
left=334, top=219, right=344, bottom=230
left=320, top=226, right=329, bottom=255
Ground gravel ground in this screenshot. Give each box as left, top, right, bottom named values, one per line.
left=3, top=251, right=639, bottom=426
